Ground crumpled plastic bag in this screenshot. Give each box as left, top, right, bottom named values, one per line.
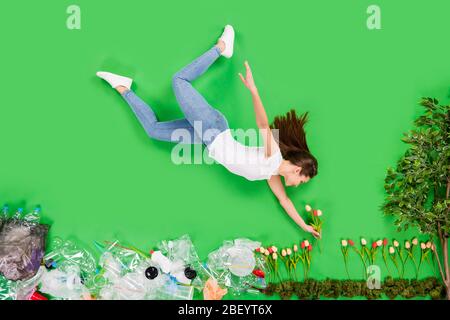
left=206, top=238, right=267, bottom=296
left=1, top=265, right=44, bottom=300
left=94, top=241, right=190, bottom=300
left=0, top=207, right=49, bottom=281
left=156, top=234, right=207, bottom=290
left=39, top=238, right=97, bottom=300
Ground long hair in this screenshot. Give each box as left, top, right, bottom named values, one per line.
left=271, top=109, right=318, bottom=178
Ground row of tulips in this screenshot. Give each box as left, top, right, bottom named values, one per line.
left=340, top=237, right=436, bottom=279
left=256, top=240, right=314, bottom=285
left=253, top=204, right=324, bottom=286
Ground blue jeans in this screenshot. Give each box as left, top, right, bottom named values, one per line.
left=122, top=46, right=229, bottom=146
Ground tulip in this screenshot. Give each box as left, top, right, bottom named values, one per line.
left=405, top=241, right=411, bottom=249
left=287, top=248, right=292, bottom=255
left=255, top=248, right=261, bottom=253
left=383, top=238, right=388, bottom=246
left=272, top=246, right=278, bottom=253
left=259, top=247, right=265, bottom=253
left=393, top=240, right=399, bottom=248
left=376, top=240, right=383, bottom=247
left=412, top=238, right=418, bottom=246
left=308, top=245, right=313, bottom=251
left=272, top=253, right=278, bottom=260
left=264, top=250, right=270, bottom=256
left=389, top=246, right=395, bottom=254
left=341, top=239, right=348, bottom=247
left=361, top=238, right=367, bottom=246
left=316, top=210, right=323, bottom=217
left=252, top=269, right=265, bottom=278
left=301, top=241, right=306, bottom=249
left=348, top=239, right=355, bottom=246
left=372, top=242, right=377, bottom=249
left=304, top=240, right=310, bottom=247
left=426, top=241, right=432, bottom=249
left=293, top=244, right=298, bottom=252
left=281, top=249, right=287, bottom=257
left=305, top=205, right=312, bottom=212
left=267, top=247, right=273, bottom=254
left=431, top=244, right=435, bottom=251
left=420, top=243, right=426, bottom=250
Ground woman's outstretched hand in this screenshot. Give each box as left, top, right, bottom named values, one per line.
left=304, top=225, right=321, bottom=239
left=238, top=61, right=258, bottom=94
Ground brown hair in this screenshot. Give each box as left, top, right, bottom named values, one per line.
left=271, top=109, right=318, bottom=178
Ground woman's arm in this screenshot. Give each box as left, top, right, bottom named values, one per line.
left=239, top=61, right=279, bottom=157
left=267, top=175, right=321, bottom=238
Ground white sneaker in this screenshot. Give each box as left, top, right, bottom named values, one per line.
left=219, top=25, right=235, bottom=59
left=96, top=71, right=133, bottom=89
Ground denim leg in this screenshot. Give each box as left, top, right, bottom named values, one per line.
left=122, top=90, right=200, bottom=144
left=172, top=47, right=229, bottom=146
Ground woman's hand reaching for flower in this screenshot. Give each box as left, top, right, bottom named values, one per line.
left=304, top=225, right=321, bottom=239
left=239, top=61, right=258, bottom=94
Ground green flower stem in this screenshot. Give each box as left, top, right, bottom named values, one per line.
left=382, top=248, right=392, bottom=277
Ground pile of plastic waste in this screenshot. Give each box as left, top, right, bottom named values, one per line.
left=0, top=205, right=267, bottom=300
left=206, top=238, right=268, bottom=296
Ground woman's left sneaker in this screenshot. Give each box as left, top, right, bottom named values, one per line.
left=96, top=71, right=133, bottom=89
left=219, top=25, right=235, bottom=59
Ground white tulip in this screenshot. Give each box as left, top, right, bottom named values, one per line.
left=426, top=241, right=432, bottom=249
left=281, top=249, right=287, bottom=257
left=259, top=247, right=265, bottom=254
left=376, top=240, right=383, bottom=247
left=272, top=253, right=278, bottom=260
left=264, top=250, right=270, bottom=256
left=305, top=205, right=312, bottom=212
left=287, top=248, right=292, bottom=255
left=393, top=240, right=399, bottom=248
left=304, top=240, right=310, bottom=247
left=405, top=241, right=411, bottom=249
left=316, top=210, right=323, bottom=217
left=341, top=240, right=348, bottom=247
left=420, top=243, right=426, bottom=250
left=412, top=238, right=418, bottom=246
left=293, top=245, right=298, bottom=252
left=272, top=246, right=278, bottom=253
left=389, top=247, right=395, bottom=254
left=361, top=238, right=367, bottom=246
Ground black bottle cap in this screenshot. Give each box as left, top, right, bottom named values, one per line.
left=145, top=266, right=159, bottom=280
left=184, top=267, right=197, bottom=280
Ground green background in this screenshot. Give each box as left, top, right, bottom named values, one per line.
left=1, top=0, right=449, bottom=299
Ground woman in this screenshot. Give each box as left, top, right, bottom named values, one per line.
left=97, top=25, right=320, bottom=237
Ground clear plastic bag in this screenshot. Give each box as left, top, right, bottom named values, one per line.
left=206, top=238, right=267, bottom=296
left=0, top=206, right=49, bottom=281
left=39, top=238, right=97, bottom=300
left=94, top=241, right=168, bottom=300
left=156, top=234, right=207, bottom=291
left=93, top=239, right=197, bottom=300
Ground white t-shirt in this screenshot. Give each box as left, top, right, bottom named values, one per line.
left=207, top=129, right=283, bottom=181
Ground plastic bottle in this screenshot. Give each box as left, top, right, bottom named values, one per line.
left=24, top=207, right=41, bottom=224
